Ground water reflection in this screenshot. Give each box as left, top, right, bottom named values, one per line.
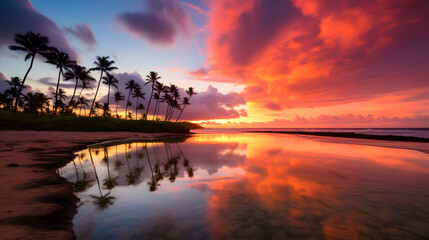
left=60, top=133, right=429, bottom=239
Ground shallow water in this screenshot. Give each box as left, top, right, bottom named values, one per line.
left=59, top=132, right=429, bottom=239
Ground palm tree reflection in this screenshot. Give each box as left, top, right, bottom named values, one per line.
left=89, top=148, right=115, bottom=210
left=73, top=151, right=94, bottom=192
left=102, top=147, right=118, bottom=190
left=68, top=139, right=194, bottom=208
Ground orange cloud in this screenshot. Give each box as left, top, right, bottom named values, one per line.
left=202, top=0, right=429, bottom=115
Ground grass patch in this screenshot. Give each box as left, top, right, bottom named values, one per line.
left=0, top=111, right=199, bottom=133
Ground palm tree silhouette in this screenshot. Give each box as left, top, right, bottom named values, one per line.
left=176, top=97, right=190, bottom=122
left=89, top=56, right=117, bottom=117
left=6, top=77, right=23, bottom=103
left=137, top=104, right=145, bottom=119
left=132, top=88, right=145, bottom=120
left=56, top=88, right=68, bottom=112
left=44, top=48, right=76, bottom=114
left=77, top=96, right=89, bottom=116
left=145, top=71, right=161, bottom=119
left=153, top=81, right=166, bottom=120
left=95, top=101, right=102, bottom=116
left=114, top=91, right=125, bottom=118
left=125, top=80, right=140, bottom=118
left=102, top=73, right=119, bottom=114
left=8, top=32, right=50, bottom=112
left=35, top=92, right=51, bottom=114
left=64, top=65, right=94, bottom=112
left=77, top=78, right=94, bottom=101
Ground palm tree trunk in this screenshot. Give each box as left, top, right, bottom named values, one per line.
left=54, top=68, right=63, bottom=114
left=79, top=104, right=82, bottom=116
left=14, top=54, right=35, bottom=112
left=107, top=84, right=111, bottom=110
left=89, top=71, right=104, bottom=117
left=67, top=78, right=79, bottom=112
left=176, top=105, right=186, bottom=122
left=152, top=99, right=159, bottom=120
left=125, top=89, right=132, bottom=119
left=135, top=98, right=138, bottom=120
left=165, top=104, right=170, bottom=121
left=145, top=86, right=154, bottom=119
left=116, top=101, right=119, bottom=117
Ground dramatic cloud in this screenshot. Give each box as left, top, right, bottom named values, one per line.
left=116, top=0, right=192, bottom=45
left=0, top=0, right=79, bottom=60
left=206, top=0, right=429, bottom=111
left=179, top=85, right=247, bottom=121
left=63, top=23, right=97, bottom=49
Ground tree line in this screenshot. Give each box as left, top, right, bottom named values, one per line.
left=0, top=31, right=196, bottom=122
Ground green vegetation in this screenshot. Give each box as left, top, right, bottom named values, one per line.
left=0, top=111, right=201, bottom=133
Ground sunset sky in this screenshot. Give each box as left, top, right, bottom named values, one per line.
left=0, top=0, right=428, bottom=127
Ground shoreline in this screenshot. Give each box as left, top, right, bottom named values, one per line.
left=246, top=130, right=429, bottom=142
left=0, top=131, right=191, bottom=240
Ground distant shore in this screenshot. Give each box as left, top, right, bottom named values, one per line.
left=246, top=130, right=429, bottom=142
left=0, top=131, right=191, bottom=240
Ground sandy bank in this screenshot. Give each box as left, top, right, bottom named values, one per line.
left=0, top=131, right=190, bottom=240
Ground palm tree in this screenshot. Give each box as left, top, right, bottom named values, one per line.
left=56, top=88, right=68, bottom=112
left=89, top=56, right=117, bottom=117
left=64, top=65, right=94, bottom=111
left=125, top=80, right=140, bottom=118
left=7, top=77, right=23, bottom=103
left=114, top=91, right=125, bottom=117
left=132, top=88, right=145, bottom=120
left=95, top=101, right=102, bottom=116
left=176, top=97, right=190, bottom=122
left=153, top=81, right=166, bottom=119
left=102, top=103, right=110, bottom=117
left=176, top=87, right=196, bottom=122
left=77, top=96, right=89, bottom=116
left=35, top=92, right=51, bottom=114
left=137, top=104, right=145, bottom=120
left=77, top=78, right=94, bottom=101
left=23, top=92, right=39, bottom=114
left=44, top=48, right=76, bottom=114
left=102, top=73, right=119, bottom=113
left=8, top=32, right=50, bottom=112
left=145, top=71, right=161, bottom=119
left=167, top=84, right=180, bottom=121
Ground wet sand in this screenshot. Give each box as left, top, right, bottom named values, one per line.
left=0, top=131, right=190, bottom=240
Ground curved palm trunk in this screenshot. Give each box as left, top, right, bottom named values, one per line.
left=165, top=104, right=170, bottom=121
left=67, top=77, right=79, bottom=111
left=107, top=83, right=111, bottom=113
left=89, top=71, right=104, bottom=117
left=54, top=68, right=63, bottom=114
left=175, top=105, right=186, bottom=122
left=145, top=85, right=154, bottom=119
left=14, top=54, right=35, bottom=112
left=125, top=89, right=132, bottom=119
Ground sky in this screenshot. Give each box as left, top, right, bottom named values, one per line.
left=0, top=0, right=428, bottom=128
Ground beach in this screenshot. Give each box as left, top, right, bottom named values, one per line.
left=0, top=131, right=190, bottom=240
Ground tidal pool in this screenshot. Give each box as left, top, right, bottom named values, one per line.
left=59, top=133, right=429, bottom=239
